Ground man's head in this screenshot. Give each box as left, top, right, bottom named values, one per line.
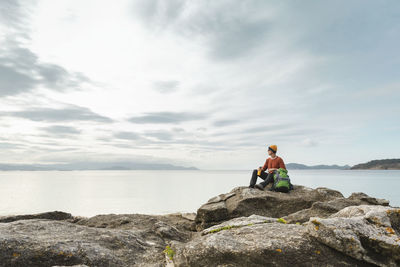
left=267, top=145, right=277, bottom=156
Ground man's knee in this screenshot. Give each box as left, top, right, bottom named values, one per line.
left=252, top=169, right=258, bottom=175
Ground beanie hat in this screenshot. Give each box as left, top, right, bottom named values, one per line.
left=268, top=145, right=277, bottom=153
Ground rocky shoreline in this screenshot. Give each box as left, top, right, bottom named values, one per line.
left=0, top=185, right=399, bottom=267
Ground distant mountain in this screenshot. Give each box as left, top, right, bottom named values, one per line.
left=0, top=162, right=198, bottom=171
left=286, top=163, right=350, bottom=170
left=351, top=159, right=400, bottom=170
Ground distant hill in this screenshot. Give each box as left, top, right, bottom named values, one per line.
left=351, top=159, right=400, bottom=170
left=0, top=162, right=198, bottom=171
left=286, top=163, right=350, bottom=170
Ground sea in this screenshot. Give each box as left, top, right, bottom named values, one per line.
left=0, top=170, right=399, bottom=217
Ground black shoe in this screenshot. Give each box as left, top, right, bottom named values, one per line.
left=255, top=184, right=264, bottom=190
left=249, top=185, right=255, bottom=188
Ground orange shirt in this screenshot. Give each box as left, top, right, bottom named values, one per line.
left=262, top=156, right=286, bottom=173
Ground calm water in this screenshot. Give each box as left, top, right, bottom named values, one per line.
left=0, top=170, right=399, bottom=217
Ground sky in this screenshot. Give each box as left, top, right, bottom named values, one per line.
left=0, top=0, right=399, bottom=169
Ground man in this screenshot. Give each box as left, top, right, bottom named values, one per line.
left=249, top=145, right=286, bottom=190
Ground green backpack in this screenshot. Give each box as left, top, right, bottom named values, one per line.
left=273, top=168, right=292, bottom=193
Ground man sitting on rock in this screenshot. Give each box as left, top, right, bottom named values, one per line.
left=249, top=145, right=286, bottom=190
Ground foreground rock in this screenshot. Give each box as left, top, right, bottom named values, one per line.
left=71, top=213, right=195, bottom=239
left=173, top=205, right=400, bottom=267
left=0, top=219, right=168, bottom=267
left=0, top=185, right=397, bottom=267
left=173, top=215, right=372, bottom=267
left=0, top=213, right=194, bottom=267
left=0, top=211, right=71, bottom=223
left=307, top=205, right=400, bottom=266
left=195, top=185, right=344, bottom=230
left=284, top=192, right=390, bottom=223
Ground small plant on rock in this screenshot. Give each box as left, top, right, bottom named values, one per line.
left=164, top=245, right=175, bottom=260
left=277, top=218, right=287, bottom=224
left=209, top=225, right=235, bottom=233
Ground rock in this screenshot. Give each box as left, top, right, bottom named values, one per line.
left=201, top=214, right=277, bottom=235
left=0, top=211, right=72, bottom=223
left=307, top=205, right=400, bottom=267
left=0, top=212, right=197, bottom=267
left=0, top=186, right=395, bottom=267
left=348, top=192, right=390, bottom=206
left=72, top=213, right=192, bottom=241
left=195, top=185, right=344, bottom=230
left=0, top=219, right=146, bottom=267
left=152, top=221, right=186, bottom=241
left=0, top=219, right=169, bottom=267
left=169, top=212, right=196, bottom=221
left=284, top=192, right=390, bottom=224
left=173, top=216, right=371, bottom=267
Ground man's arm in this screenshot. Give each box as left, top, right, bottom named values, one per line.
left=261, top=158, right=269, bottom=171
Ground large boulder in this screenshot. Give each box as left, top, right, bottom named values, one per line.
left=284, top=192, right=390, bottom=223
left=0, top=212, right=195, bottom=267
left=0, top=211, right=72, bottom=223
left=307, top=205, right=400, bottom=267
left=173, top=215, right=371, bottom=267
left=71, top=213, right=194, bottom=241
left=195, top=185, right=344, bottom=230
left=0, top=219, right=158, bottom=267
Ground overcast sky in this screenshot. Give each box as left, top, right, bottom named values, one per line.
left=0, top=0, right=399, bottom=169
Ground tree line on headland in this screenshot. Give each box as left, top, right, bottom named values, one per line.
left=350, top=159, right=400, bottom=170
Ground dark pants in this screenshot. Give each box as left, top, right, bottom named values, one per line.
left=249, top=169, right=274, bottom=188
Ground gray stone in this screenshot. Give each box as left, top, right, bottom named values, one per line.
left=0, top=211, right=72, bottom=223
left=0, top=213, right=195, bottom=267
left=284, top=192, right=390, bottom=224
left=307, top=205, right=400, bottom=267
left=348, top=192, right=390, bottom=206
left=195, top=185, right=344, bottom=230
left=72, top=213, right=193, bottom=240
left=201, top=214, right=276, bottom=236
left=173, top=216, right=371, bottom=267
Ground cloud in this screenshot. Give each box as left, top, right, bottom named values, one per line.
left=110, top=128, right=197, bottom=146
left=0, top=1, right=90, bottom=97
left=128, top=111, right=206, bottom=124
left=302, top=138, right=318, bottom=147
left=239, top=124, right=295, bottom=134
left=0, top=0, right=26, bottom=29
left=133, top=0, right=186, bottom=28
left=41, top=125, right=81, bottom=135
left=3, top=106, right=113, bottom=123
left=0, top=142, right=21, bottom=149
left=145, top=130, right=173, bottom=141
left=153, top=80, right=179, bottom=93
left=132, top=0, right=273, bottom=60
left=0, top=45, right=89, bottom=96
left=113, top=129, right=181, bottom=142
left=114, top=131, right=141, bottom=140
left=213, top=119, right=240, bottom=127
left=37, top=62, right=89, bottom=89
left=0, top=64, right=37, bottom=96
